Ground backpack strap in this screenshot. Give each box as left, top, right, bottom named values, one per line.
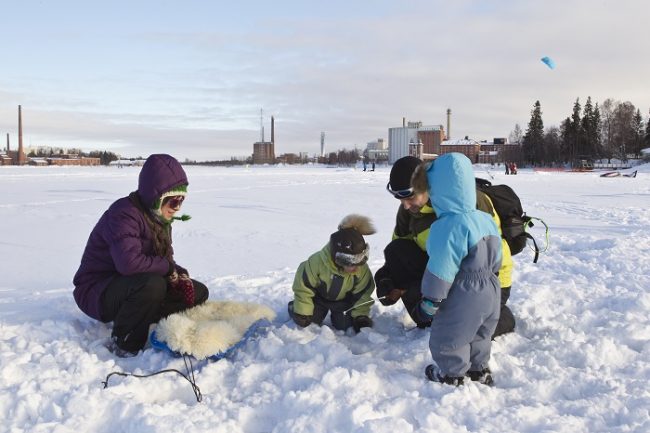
left=525, top=232, right=540, bottom=263
left=524, top=216, right=549, bottom=263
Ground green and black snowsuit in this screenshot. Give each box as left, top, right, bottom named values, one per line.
left=292, top=244, right=375, bottom=329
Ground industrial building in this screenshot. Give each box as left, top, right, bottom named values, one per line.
left=1, top=105, right=100, bottom=166
left=252, top=111, right=276, bottom=164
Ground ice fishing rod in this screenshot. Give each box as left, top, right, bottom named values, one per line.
left=343, top=296, right=387, bottom=315
left=282, top=296, right=388, bottom=324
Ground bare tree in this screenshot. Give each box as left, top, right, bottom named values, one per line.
left=509, top=123, right=523, bottom=144
left=612, top=101, right=637, bottom=162
left=600, top=99, right=617, bottom=161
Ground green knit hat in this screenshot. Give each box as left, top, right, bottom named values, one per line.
left=152, top=184, right=191, bottom=223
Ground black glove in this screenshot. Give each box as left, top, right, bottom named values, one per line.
left=352, top=315, right=373, bottom=333
left=377, top=278, right=399, bottom=306
left=288, top=301, right=312, bottom=328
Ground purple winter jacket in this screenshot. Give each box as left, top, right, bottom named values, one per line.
left=73, top=154, right=189, bottom=321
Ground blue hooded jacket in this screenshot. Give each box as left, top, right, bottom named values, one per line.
left=421, top=153, right=502, bottom=301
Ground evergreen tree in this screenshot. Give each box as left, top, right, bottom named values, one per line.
left=645, top=109, right=650, bottom=150
left=560, top=99, right=583, bottom=166
left=592, top=103, right=602, bottom=158
left=559, top=117, right=571, bottom=163
left=631, top=109, right=644, bottom=158
left=568, top=98, right=583, bottom=163
left=543, top=126, right=562, bottom=165
left=522, top=101, right=544, bottom=166
left=581, top=97, right=600, bottom=158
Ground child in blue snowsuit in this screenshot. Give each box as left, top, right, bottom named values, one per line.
left=413, top=153, right=502, bottom=386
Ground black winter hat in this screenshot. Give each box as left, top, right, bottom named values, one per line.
left=389, top=156, right=422, bottom=192
left=329, top=228, right=369, bottom=267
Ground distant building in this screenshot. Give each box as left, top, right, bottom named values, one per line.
left=439, top=137, right=481, bottom=162
left=46, top=156, right=101, bottom=166
left=253, top=114, right=276, bottom=164
left=109, top=159, right=146, bottom=167
left=1, top=107, right=28, bottom=166
left=417, top=126, right=445, bottom=156
left=386, top=110, right=522, bottom=164
left=253, top=141, right=275, bottom=164
left=388, top=119, right=420, bottom=163
left=0, top=153, right=13, bottom=165
left=478, top=138, right=522, bottom=164
left=365, top=138, right=388, bottom=161
left=388, top=118, right=446, bottom=163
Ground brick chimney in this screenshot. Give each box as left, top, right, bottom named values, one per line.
left=446, top=108, right=451, bottom=140
left=18, top=105, right=26, bottom=165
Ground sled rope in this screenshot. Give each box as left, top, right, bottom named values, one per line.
left=102, top=354, right=203, bottom=402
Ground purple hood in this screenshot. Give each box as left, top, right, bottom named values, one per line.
left=138, top=154, right=189, bottom=209
left=73, top=154, right=188, bottom=320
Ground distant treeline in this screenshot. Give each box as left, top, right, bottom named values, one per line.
left=184, top=148, right=370, bottom=166
left=27, top=147, right=119, bottom=165
left=517, top=97, right=650, bottom=166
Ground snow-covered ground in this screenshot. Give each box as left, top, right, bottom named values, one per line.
left=1, top=162, right=649, bottom=433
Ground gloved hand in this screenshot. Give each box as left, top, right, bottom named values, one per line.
left=288, top=301, right=312, bottom=327
left=167, top=271, right=194, bottom=307
left=177, top=274, right=195, bottom=307
left=386, top=288, right=407, bottom=303
left=412, top=297, right=440, bottom=327
left=377, top=278, right=402, bottom=306
left=418, top=298, right=440, bottom=320
left=167, top=270, right=180, bottom=292
left=352, top=315, right=373, bottom=333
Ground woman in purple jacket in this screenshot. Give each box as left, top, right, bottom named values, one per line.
left=73, top=154, right=209, bottom=357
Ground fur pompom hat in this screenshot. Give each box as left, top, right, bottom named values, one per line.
left=329, top=214, right=376, bottom=267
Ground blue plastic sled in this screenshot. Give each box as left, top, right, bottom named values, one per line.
left=149, top=319, right=271, bottom=361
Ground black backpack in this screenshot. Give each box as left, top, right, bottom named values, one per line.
left=475, top=178, right=546, bottom=263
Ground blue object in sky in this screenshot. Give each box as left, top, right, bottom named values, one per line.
left=541, top=56, right=556, bottom=69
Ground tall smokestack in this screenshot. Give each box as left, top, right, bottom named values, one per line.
left=260, top=108, right=264, bottom=142
left=446, top=108, right=451, bottom=140
left=18, top=105, right=26, bottom=165
left=320, top=132, right=325, bottom=157
left=271, top=116, right=275, bottom=144
left=6, top=133, right=9, bottom=152
left=402, top=117, right=406, bottom=128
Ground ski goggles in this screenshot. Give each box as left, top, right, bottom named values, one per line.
left=386, top=182, right=414, bottom=199
left=334, top=244, right=370, bottom=268
left=162, top=195, right=185, bottom=209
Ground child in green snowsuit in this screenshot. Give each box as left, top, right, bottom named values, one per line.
left=288, top=214, right=376, bottom=333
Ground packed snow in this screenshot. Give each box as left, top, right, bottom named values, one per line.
left=1, top=162, right=649, bottom=433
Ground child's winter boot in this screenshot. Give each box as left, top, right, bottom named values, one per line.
left=425, top=364, right=464, bottom=386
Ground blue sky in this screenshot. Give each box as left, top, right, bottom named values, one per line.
left=1, top=0, right=649, bottom=160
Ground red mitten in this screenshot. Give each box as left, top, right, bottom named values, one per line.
left=177, top=274, right=195, bottom=307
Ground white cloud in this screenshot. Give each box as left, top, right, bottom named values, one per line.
left=1, top=0, right=649, bottom=160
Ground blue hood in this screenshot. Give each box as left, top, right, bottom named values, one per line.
left=426, top=153, right=476, bottom=216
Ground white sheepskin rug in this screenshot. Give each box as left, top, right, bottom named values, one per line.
left=155, top=300, right=276, bottom=360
